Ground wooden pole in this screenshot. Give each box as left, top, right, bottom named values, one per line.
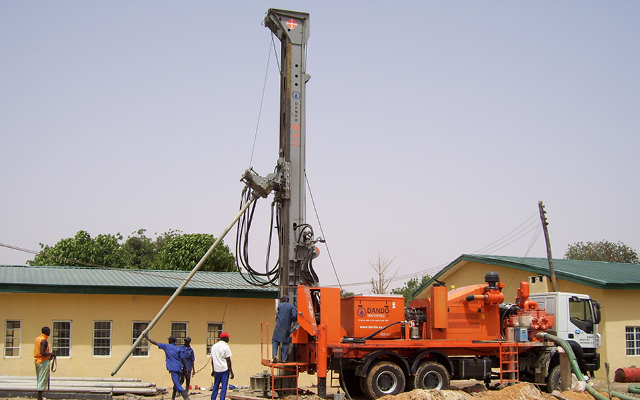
left=538, top=201, right=559, bottom=292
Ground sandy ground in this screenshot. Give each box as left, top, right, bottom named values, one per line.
left=3, top=379, right=639, bottom=400
left=117, top=379, right=640, bottom=400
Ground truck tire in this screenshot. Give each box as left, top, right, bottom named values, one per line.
left=546, top=364, right=561, bottom=393
left=360, top=361, right=406, bottom=399
left=412, top=361, right=450, bottom=390
left=546, top=364, right=577, bottom=393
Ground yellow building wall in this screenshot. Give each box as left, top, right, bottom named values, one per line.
left=417, top=261, right=640, bottom=380
left=598, top=289, right=640, bottom=379
left=0, top=292, right=280, bottom=389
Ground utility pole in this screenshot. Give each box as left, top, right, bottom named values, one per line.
left=538, top=201, right=559, bottom=292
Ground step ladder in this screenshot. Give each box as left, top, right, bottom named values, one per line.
left=259, top=322, right=301, bottom=399
left=499, top=342, right=519, bottom=385
left=267, top=362, right=300, bottom=400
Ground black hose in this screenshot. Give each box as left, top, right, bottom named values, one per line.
left=363, top=321, right=404, bottom=340
left=338, top=359, right=353, bottom=400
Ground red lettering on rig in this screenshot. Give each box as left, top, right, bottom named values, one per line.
left=292, top=124, right=300, bottom=147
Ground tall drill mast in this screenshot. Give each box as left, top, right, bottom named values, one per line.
left=242, top=9, right=316, bottom=304
left=264, top=9, right=312, bottom=303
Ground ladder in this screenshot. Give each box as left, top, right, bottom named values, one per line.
left=260, top=322, right=301, bottom=399
left=267, top=362, right=300, bottom=400
left=499, top=342, right=519, bottom=384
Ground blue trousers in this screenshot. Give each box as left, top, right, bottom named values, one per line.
left=170, top=371, right=185, bottom=393
left=211, top=370, right=230, bottom=400
left=272, top=340, right=289, bottom=361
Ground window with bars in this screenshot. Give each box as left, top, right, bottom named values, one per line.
left=52, top=321, right=71, bottom=357
left=171, top=322, right=188, bottom=346
left=93, top=321, right=112, bottom=356
left=626, top=326, right=640, bottom=356
left=207, top=322, right=223, bottom=355
left=4, top=320, right=21, bottom=357
left=132, top=322, right=150, bottom=357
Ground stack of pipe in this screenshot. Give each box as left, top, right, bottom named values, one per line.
left=0, top=376, right=163, bottom=396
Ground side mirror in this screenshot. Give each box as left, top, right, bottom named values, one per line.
left=593, top=300, right=601, bottom=324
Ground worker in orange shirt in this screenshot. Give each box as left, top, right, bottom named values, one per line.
left=34, top=326, right=56, bottom=400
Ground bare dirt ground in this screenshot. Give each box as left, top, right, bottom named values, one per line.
left=125, top=379, right=640, bottom=400
left=3, top=380, right=639, bottom=400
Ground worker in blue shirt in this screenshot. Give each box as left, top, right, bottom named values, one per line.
left=145, top=334, right=190, bottom=400
left=272, top=295, right=297, bottom=362
left=180, top=337, right=196, bottom=396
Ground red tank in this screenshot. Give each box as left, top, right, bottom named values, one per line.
left=615, top=367, right=640, bottom=382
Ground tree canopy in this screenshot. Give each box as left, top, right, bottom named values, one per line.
left=28, top=229, right=238, bottom=271
left=564, top=240, right=639, bottom=264
left=28, top=230, right=128, bottom=268
left=391, top=275, right=432, bottom=306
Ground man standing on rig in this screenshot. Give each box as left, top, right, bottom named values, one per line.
left=272, top=295, right=297, bottom=363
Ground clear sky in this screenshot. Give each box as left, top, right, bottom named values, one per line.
left=1, top=1, right=639, bottom=293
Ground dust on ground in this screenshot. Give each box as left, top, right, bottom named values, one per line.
left=3, top=380, right=640, bottom=400
left=136, top=380, right=640, bottom=400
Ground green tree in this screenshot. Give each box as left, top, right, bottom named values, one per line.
left=121, top=229, right=179, bottom=269
left=341, top=289, right=355, bottom=298
left=28, top=230, right=128, bottom=268
left=154, top=232, right=237, bottom=272
left=564, top=240, right=639, bottom=264
left=28, top=229, right=238, bottom=271
left=391, top=275, right=432, bottom=306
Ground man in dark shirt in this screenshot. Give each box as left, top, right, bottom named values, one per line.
left=272, top=295, right=297, bottom=362
left=180, top=337, right=196, bottom=397
left=145, top=334, right=190, bottom=400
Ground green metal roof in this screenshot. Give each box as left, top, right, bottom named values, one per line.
left=413, top=254, right=640, bottom=297
left=0, top=265, right=278, bottom=298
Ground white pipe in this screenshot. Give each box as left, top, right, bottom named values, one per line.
left=110, top=195, right=257, bottom=376
left=1, top=377, right=141, bottom=382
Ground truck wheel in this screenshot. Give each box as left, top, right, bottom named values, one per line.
left=360, top=361, right=406, bottom=399
left=546, top=364, right=561, bottom=393
left=413, top=361, right=450, bottom=390
left=546, top=364, right=577, bottom=393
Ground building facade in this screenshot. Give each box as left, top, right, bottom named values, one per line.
left=0, top=265, right=278, bottom=389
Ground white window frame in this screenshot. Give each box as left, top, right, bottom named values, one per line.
left=92, top=321, right=112, bottom=357
left=132, top=321, right=150, bottom=357
left=207, top=322, right=224, bottom=355
left=52, top=320, right=72, bottom=358
left=171, top=322, right=188, bottom=346
left=4, top=320, right=21, bottom=358
left=626, top=326, right=640, bottom=356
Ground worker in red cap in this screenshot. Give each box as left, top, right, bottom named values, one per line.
left=210, top=332, right=234, bottom=400
left=272, top=294, right=297, bottom=363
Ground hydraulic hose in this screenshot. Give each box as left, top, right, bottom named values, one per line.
left=628, top=385, right=640, bottom=394
left=536, top=332, right=637, bottom=400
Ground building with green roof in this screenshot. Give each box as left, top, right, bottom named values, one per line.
left=0, top=265, right=278, bottom=388
left=413, top=254, right=640, bottom=380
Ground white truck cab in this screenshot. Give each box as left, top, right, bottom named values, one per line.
left=529, top=292, right=602, bottom=375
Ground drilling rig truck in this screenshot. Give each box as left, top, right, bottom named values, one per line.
left=239, top=9, right=602, bottom=399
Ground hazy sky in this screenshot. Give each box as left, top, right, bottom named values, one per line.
left=2, top=1, right=639, bottom=293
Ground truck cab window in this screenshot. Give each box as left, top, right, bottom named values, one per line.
left=569, top=297, right=594, bottom=333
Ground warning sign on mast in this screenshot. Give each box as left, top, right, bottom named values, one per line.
left=286, top=19, right=298, bottom=30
